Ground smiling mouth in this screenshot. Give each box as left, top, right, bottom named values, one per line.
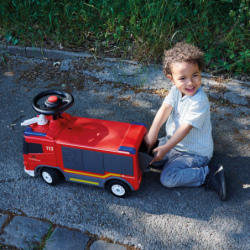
left=186, top=87, right=195, bottom=92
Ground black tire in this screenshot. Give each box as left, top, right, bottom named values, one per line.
left=108, top=180, right=130, bottom=198
left=41, top=168, right=60, bottom=186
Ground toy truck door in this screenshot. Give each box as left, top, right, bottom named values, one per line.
left=59, top=146, right=106, bottom=186
left=23, top=138, right=45, bottom=170
left=61, top=147, right=104, bottom=174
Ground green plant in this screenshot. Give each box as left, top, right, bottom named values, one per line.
left=5, top=34, right=18, bottom=45
left=0, top=0, right=249, bottom=74
left=24, top=223, right=54, bottom=250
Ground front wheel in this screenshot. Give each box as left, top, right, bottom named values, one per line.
left=41, top=168, right=60, bottom=186
left=108, top=180, right=130, bottom=198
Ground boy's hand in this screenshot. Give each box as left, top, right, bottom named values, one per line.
left=143, top=133, right=157, bottom=154
left=150, top=146, right=167, bottom=164
left=149, top=123, right=193, bottom=165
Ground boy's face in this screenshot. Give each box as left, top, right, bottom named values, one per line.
left=167, top=62, right=201, bottom=97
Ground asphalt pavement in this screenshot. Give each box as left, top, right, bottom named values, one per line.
left=0, top=47, right=250, bottom=250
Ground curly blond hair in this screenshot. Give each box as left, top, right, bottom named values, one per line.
left=163, top=42, right=205, bottom=76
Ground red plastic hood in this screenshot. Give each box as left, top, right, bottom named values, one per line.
left=56, top=117, right=147, bottom=154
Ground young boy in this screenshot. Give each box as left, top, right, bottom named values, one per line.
left=144, top=42, right=226, bottom=201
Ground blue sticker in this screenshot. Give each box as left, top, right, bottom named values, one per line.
left=131, top=122, right=147, bottom=128
left=118, top=146, right=136, bottom=155
left=24, top=127, right=46, bottom=137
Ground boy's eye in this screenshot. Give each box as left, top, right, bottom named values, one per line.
left=180, top=78, right=185, bottom=80
left=193, top=75, right=198, bottom=77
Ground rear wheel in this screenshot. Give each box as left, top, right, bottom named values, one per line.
left=108, top=180, right=130, bottom=198
left=41, top=168, right=60, bottom=186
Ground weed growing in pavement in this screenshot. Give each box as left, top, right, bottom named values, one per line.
left=27, top=223, right=54, bottom=250
left=1, top=56, right=6, bottom=65
left=40, top=224, right=54, bottom=249
left=139, top=66, right=150, bottom=86
left=0, top=0, right=250, bottom=76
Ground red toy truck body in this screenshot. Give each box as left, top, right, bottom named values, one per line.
left=22, top=91, right=152, bottom=197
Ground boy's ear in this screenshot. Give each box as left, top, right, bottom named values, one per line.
left=167, top=74, right=174, bottom=84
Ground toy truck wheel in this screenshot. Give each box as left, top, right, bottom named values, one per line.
left=108, top=180, right=130, bottom=198
left=41, top=168, right=60, bottom=186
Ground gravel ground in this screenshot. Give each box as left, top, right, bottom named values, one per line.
left=0, top=55, right=250, bottom=250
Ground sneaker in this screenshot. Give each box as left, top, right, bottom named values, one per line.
left=149, top=167, right=162, bottom=173
left=205, top=164, right=227, bottom=201
left=144, top=161, right=164, bottom=173
left=149, top=160, right=164, bottom=172
left=144, top=166, right=163, bottom=173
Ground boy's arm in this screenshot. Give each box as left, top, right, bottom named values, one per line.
left=144, top=103, right=173, bottom=153
left=150, top=123, right=193, bottom=164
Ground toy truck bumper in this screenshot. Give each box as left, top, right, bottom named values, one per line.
left=24, top=166, right=35, bottom=177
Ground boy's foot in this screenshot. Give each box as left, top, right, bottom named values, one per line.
left=205, top=164, right=227, bottom=201
left=149, top=163, right=164, bottom=173
left=149, top=167, right=162, bottom=173
left=144, top=164, right=163, bottom=173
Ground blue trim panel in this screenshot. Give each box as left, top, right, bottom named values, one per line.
left=118, top=146, right=136, bottom=155
left=24, top=127, right=46, bottom=137
left=130, top=122, right=147, bottom=128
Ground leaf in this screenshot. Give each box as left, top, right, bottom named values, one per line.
left=6, top=35, right=12, bottom=42
left=12, top=38, right=18, bottom=45
left=59, top=43, right=63, bottom=49
left=4, top=72, right=15, bottom=76
left=229, top=10, right=235, bottom=17
left=53, top=62, right=61, bottom=66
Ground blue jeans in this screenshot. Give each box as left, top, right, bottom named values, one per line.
left=152, top=137, right=210, bottom=188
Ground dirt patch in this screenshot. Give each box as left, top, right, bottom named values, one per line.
left=106, top=95, right=115, bottom=100
left=72, top=58, right=106, bottom=73
left=208, top=95, right=233, bottom=107
left=211, top=85, right=229, bottom=95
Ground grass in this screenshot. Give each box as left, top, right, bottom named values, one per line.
left=0, top=0, right=250, bottom=76
left=27, top=223, right=54, bottom=250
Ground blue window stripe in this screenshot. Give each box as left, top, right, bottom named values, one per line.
left=24, top=127, right=46, bottom=137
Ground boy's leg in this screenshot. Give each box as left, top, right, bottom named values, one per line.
left=160, top=150, right=210, bottom=188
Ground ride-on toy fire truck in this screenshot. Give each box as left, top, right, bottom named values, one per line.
left=21, top=90, right=154, bottom=197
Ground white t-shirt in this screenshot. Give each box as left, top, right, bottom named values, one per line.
left=163, top=85, right=213, bottom=158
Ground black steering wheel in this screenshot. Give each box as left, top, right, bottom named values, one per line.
left=32, top=90, right=74, bottom=118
